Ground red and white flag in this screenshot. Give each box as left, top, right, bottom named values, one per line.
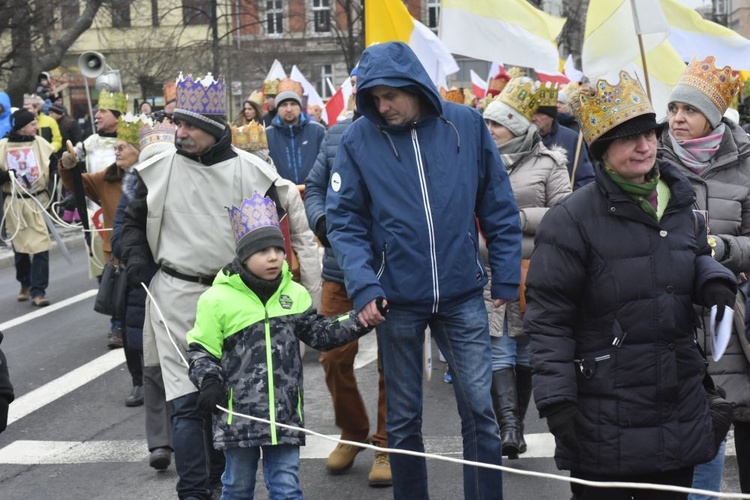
left=487, top=61, right=508, bottom=82
left=535, top=69, right=570, bottom=84
left=470, top=70, right=487, bottom=99
left=324, top=77, right=353, bottom=127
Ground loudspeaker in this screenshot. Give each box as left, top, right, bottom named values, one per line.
left=78, top=51, right=106, bottom=79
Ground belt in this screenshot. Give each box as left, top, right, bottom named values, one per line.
left=161, top=265, right=213, bottom=286
left=13, top=189, right=48, bottom=199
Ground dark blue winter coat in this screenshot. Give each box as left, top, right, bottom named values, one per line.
left=542, top=120, right=595, bottom=190
left=524, top=160, right=736, bottom=476
left=111, top=179, right=158, bottom=351
left=304, top=116, right=353, bottom=284
left=326, top=42, right=522, bottom=313
left=266, top=112, right=325, bottom=185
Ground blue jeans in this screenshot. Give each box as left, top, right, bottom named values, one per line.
left=491, top=331, right=530, bottom=371
left=221, top=445, right=302, bottom=500
left=377, top=292, right=503, bottom=499
left=689, top=440, right=726, bottom=500
left=15, top=250, right=49, bottom=298
left=171, top=392, right=223, bottom=500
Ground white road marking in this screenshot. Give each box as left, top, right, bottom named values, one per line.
left=7, top=350, right=124, bottom=425
left=0, top=289, right=98, bottom=332
left=0, top=431, right=738, bottom=464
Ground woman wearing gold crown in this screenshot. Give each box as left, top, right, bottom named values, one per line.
left=657, top=56, right=750, bottom=497
left=480, top=77, right=572, bottom=460
left=524, top=71, right=737, bottom=499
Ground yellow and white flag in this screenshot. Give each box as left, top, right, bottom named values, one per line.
left=661, top=0, right=750, bottom=70
left=365, top=0, right=458, bottom=88
left=439, top=0, right=565, bottom=72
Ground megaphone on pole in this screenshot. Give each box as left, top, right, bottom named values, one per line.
left=78, top=51, right=106, bottom=79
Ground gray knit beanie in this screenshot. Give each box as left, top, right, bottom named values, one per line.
left=483, top=100, right=530, bottom=137
left=668, top=84, right=723, bottom=128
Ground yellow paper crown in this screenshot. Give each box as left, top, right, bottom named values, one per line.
left=232, top=122, right=267, bottom=151
left=572, top=71, right=654, bottom=146
left=536, top=82, right=559, bottom=108
left=440, top=87, right=465, bottom=104
left=99, top=91, right=128, bottom=114
left=498, top=77, right=542, bottom=122
left=263, top=79, right=280, bottom=96
left=117, top=113, right=149, bottom=146
left=676, top=56, right=740, bottom=115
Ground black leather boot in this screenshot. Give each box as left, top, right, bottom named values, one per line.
left=491, top=368, right=522, bottom=459
left=515, top=365, right=533, bottom=454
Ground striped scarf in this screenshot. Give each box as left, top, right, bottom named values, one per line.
left=668, top=123, right=725, bottom=175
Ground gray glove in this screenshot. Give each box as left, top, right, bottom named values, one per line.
left=60, top=151, right=78, bottom=170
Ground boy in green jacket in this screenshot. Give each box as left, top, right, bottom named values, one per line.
left=187, top=192, right=372, bottom=499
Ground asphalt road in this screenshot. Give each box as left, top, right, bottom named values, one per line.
left=0, top=245, right=744, bottom=499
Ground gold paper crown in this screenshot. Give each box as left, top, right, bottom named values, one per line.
left=498, top=77, right=542, bottom=122
left=263, top=79, right=280, bottom=96
left=440, top=87, right=465, bottom=104
left=572, top=71, right=654, bottom=146
left=99, top=91, right=128, bottom=114
left=163, top=81, right=177, bottom=103
left=676, top=56, right=740, bottom=115
left=117, top=113, right=149, bottom=146
left=536, top=82, right=559, bottom=108
left=277, top=78, right=303, bottom=97
left=232, top=122, right=267, bottom=152
left=138, top=118, right=175, bottom=150
left=248, top=90, right=264, bottom=106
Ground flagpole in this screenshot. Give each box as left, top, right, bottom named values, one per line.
left=630, top=0, right=652, bottom=101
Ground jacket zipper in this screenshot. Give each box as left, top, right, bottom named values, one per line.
left=411, top=128, right=439, bottom=312
left=264, top=309, right=278, bottom=444
left=376, top=242, right=387, bottom=279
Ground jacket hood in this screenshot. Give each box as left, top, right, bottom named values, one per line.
left=0, top=92, right=11, bottom=139
left=355, top=42, right=442, bottom=128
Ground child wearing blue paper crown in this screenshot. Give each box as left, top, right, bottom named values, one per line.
left=187, top=192, right=373, bottom=499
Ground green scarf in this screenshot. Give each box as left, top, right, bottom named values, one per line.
left=604, top=165, right=661, bottom=221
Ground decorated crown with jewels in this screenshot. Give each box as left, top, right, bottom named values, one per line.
left=675, top=56, right=740, bottom=115
left=175, top=72, right=226, bottom=116
left=536, top=82, right=559, bottom=108
left=277, top=78, right=303, bottom=97
left=226, top=192, right=280, bottom=244
left=440, top=87, right=465, bottom=104
left=572, top=71, right=653, bottom=146
left=231, top=122, right=267, bottom=152
left=138, top=118, right=176, bottom=150
left=117, top=113, right=150, bottom=146
left=163, top=81, right=177, bottom=103
left=263, top=79, right=280, bottom=96
left=99, top=91, right=129, bottom=114
left=498, top=77, right=542, bottom=122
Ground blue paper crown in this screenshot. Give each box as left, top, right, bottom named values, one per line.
left=226, top=193, right=280, bottom=244
left=175, top=72, right=226, bottom=117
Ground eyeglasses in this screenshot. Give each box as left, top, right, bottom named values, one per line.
left=113, top=145, right=130, bottom=153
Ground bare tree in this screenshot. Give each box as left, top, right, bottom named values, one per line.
left=2, top=0, right=104, bottom=104
left=559, top=0, right=590, bottom=70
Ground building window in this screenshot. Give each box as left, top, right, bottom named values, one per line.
left=151, top=0, right=160, bottom=27
left=61, top=0, right=80, bottom=29
left=112, top=0, right=132, bottom=28
left=183, top=0, right=209, bottom=25
left=313, top=0, right=330, bottom=33
left=427, top=0, right=440, bottom=29
left=266, top=0, right=284, bottom=34
left=319, top=64, right=333, bottom=99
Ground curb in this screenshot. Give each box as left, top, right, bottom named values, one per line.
left=0, top=231, right=87, bottom=270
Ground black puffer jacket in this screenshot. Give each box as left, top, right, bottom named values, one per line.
left=525, top=160, right=736, bottom=476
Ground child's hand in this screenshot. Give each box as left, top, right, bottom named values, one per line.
left=198, top=378, right=227, bottom=414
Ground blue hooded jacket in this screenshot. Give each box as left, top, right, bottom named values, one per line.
left=326, top=42, right=522, bottom=313
left=266, top=111, right=325, bottom=184
left=0, top=93, right=11, bottom=139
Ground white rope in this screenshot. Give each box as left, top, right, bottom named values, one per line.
left=140, top=281, right=189, bottom=367
left=217, top=406, right=750, bottom=498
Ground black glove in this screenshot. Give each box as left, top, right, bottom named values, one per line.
left=198, top=378, right=227, bottom=414
left=701, top=280, right=736, bottom=322
left=315, top=216, right=330, bottom=248
left=542, top=403, right=596, bottom=454
left=126, top=260, right=149, bottom=289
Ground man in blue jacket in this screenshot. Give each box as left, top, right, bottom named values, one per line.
left=326, top=42, right=522, bottom=499
left=265, top=89, right=325, bottom=184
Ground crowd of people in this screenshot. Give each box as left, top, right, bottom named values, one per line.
left=1, top=42, right=750, bottom=500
